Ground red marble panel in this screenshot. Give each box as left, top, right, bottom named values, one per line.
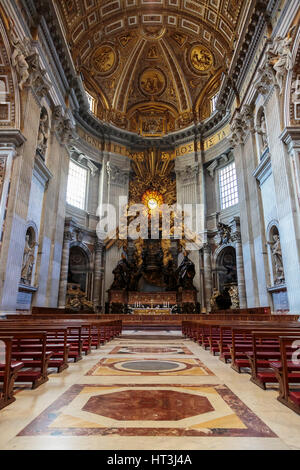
left=18, top=384, right=278, bottom=438
left=83, top=390, right=214, bottom=420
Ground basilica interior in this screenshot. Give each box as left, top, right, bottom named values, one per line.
left=0, top=0, right=300, bottom=452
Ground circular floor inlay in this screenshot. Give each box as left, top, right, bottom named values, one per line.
left=121, top=361, right=180, bottom=371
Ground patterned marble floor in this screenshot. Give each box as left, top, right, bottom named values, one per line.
left=0, top=330, right=300, bottom=450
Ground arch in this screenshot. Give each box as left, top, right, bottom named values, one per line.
left=212, top=242, right=236, bottom=270
left=68, top=242, right=92, bottom=293
left=194, top=68, right=223, bottom=121
left=20, top=222, right=39, bottom=286
left=214, top=245, right=237, bottom=292
left=266, top=221, right=285, bottom=287
left=266, top=219, right=280, bottom=241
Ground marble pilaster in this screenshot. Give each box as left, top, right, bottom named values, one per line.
left=58, top=229, right=73, bottom=308
left=203, top=243, right=212, bottom=313
left=93, top=240, right=105, bottom=311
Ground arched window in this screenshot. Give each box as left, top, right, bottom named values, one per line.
left=66, top=160, right=88, bottom=210
left=211, top=92, right=219, bottom=113
left=86, top=91, right=95, bottom=114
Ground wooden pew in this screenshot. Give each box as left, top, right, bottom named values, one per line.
left=270, top=336, right=300, bottom=414
left=0, top=331, right=51, bottom=389
left=0, top=336, right=24, bottom=409
left=247, top=331, right=300, bottom=389
left=230, top=325, right=300, bottom=373
left=0, top=323, right=77, bottom=366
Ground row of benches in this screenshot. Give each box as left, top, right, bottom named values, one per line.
left=182, top=319, right=300, bottom=415
left=0, top=318, right=122, bottom=410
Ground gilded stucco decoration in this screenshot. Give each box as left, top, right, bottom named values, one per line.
left=56, top=0, right=247, bottom=135
left=92, top=45, right=118, bottom=75
left=139, top=68, right=166, bottom=96
left=189, top=45, right=214, bottom=73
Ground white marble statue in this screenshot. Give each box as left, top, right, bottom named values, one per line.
left=10, top=29, right=32, bottom=90
left=268, top=34, right=294, bottom=94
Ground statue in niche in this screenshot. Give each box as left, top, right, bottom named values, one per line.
left=268, top=233, right=285, bottom=285
left=21, top=231, right=37, bottom=285
left=10, top=29, right=32, bottom=90
left=260, top=113, right=269, bottom=151
left=37, top=108, right=49, bottom=158
left=176, top=251, right=196, bottom=290
left=110, top=252, right=131, bottom=290
left=217, top=222, right=232, bottom=246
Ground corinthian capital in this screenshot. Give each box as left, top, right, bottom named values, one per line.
left=176, top=163, right=199, bottom=184
left=229, top=112, right=246, bottom=147
left=107, top=162, right=129, bottom=186
left=253, top=61, right=275, bottom=96
left=26, top=53, right=52, bottom=99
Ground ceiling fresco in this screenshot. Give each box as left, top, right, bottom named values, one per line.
left=55, top=0, right=246, bottom=136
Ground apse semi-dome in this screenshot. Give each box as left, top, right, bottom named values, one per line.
left=56, top=0, right=247, bottom=136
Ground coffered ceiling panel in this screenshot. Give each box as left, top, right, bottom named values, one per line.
left=55, top=0, right=246, bottom=135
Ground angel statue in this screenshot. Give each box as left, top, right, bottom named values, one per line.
left=268, top=32, right=294, bottom=94
left=9, top=29, right=32, bottom=90
left=37, top=108, right=49, bottom=157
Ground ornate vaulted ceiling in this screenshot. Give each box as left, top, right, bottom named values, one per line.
left=55, top=0, right=246, bottom=136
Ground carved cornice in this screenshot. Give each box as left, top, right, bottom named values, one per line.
left=0, top=129, right=26, bottom=148
left=280, top=127, right=300, bottom=154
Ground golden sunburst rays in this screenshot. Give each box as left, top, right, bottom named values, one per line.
left=129, top=147, right=176, bottom=207
left=131, top=148, right=175, bottom=179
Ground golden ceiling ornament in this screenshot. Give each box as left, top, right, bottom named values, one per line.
left=139, top=68, right=166, bottom=96
left=140, top=25, right=166, bottom=40
left=147, top=45, right=159, bottom=60
left=189, top=44, right=214, bottom=73
left=142, top=189, right=164, bottom=211
left=92, top=45, right=117, bottom=75
left=118, top=32, right=136, bottom=48
left=129, top=148, right=176, bottom=208
left=170, top=32, right=187, bottom=47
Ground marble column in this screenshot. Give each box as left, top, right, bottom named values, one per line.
left=175, top=155, right=202, bottom=301
left=93, top=240, right=104, bottom=311
left=203, top=243, right=212, bottom=313
left=231, top=217, right=247, bottom=308
left=58, top=230, right=73, bottom=308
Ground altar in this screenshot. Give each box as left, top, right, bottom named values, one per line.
left=133, top=308, right=171, bottom=315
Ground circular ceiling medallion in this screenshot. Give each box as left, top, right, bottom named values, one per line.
left=139, top=68, right=166, bottom=96
left=92, top=45, right=117, bottom=75
left=189, top=44, right=214, bottom=73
